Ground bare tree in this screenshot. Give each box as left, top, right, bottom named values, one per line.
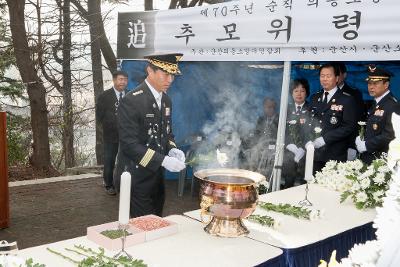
left=6, top=0, right=52, bottom=170
left=62, top=0, right=75, bottom=167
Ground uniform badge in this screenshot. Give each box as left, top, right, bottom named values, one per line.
left=166, top=125, right=170, bottom=134
left=148, top=128, right=152, bottom=136
left=330, top=116, right=338, bottom=125
left=373, top=123, right=378, bottom=130
left=153, top=103, right=157, bottom=109
left=165, top=107, right=170, bottom=116
left=146, top=113, right=154, bottom=118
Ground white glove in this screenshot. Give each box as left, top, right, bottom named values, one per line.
left=313, top=137, right=326, bottom=149
left=162, top=156, right=186, bottom=172
left=286, top=144, right=298, bottom=154
left=347, top=148, right=357, bottom=161
left=355, top=136, right=367, bottom=153
left=168, top=148, right=186, bottom=162
left=294, top=148, right=305, bottom=163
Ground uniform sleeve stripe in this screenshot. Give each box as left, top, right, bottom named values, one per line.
left=139, top=149, right=155, bottom=167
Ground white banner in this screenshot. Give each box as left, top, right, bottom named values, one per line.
left=117, top=0, right=400, bottom=61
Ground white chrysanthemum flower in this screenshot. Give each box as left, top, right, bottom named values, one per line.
left=288, top=120, right=297, bottom=125
left=356, top=191, right=368, bottom=203
left=352, top=160, right=364, bottom=170
left=350, top=182, right=361, bottom=193
left=360, top=178, right=371, bottom=190
left=358, top=121, right=367, bottom=126
left=378, top=165, right=390, bottom=174
left=373, top=190, right=385, bottom=203
left=325, top=160, right=337, bottom=170
left=314, top=127, right=322, bottom=134
left=216, top=149, right=228, bottom=166
left=373, top=172, right=386, bottom=185
left=348, top=240, right=380, bottom=265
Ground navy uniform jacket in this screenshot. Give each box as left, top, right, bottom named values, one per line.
left=361, top=93, right=400, bottom=164
left=310, top=88, right=357, bottom=162
left=96, top=88, right=120, bottom=143
left=285, top=102, right=311, bottom=147
left=341, top=82, right=365, bottom=121
left=116, top=82, right=177, bottom=185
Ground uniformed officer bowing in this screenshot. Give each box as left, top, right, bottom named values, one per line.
left=117, top=53, right=186, bottom=218
left=309, top=63, right=357, bottom=173
left=356, top=65, right=400, bottom=164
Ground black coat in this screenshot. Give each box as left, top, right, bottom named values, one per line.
left=310, top=88, right=357, bottom=162
left=341, top=82, right=365, bottom=121
left=285, top=102, right=312, bottom=147
left=116, top=82, right=177, bottom=184
left=96, top=88, right=120, bottom=143
left=361, top=93, right=400, bottom=164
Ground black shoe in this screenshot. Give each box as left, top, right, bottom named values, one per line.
left=106, top=187, right=117, bottom=195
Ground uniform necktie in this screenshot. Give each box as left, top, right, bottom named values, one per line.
left=296, top=105, right=302, bottom=114
left=156, top=95, right=162, bottom=110
left=119, top=92, right=123, bottom=102
left=323, top=92, right=329, bottom=104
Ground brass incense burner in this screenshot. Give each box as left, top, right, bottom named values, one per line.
left=195, top=168, right=266, bottom=237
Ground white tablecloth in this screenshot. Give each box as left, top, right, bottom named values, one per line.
left=17, top=215, right=283, bottom=267
left=184, top=184, right=376, bottom=249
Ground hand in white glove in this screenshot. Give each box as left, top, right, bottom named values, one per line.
left=355, top=136, right=367, bottom=153
left=286, top=144, right=298, bottom=154
left=347, top=148, right=357, bottom=161
left=162, top=156, right=186, bottom=172
left=294, top=148, right=305, bottom=163
left=313, top=137, right=326, bottom=149
left=168, top=148, right=186, bottom=162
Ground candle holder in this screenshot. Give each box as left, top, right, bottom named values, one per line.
left=298, top=182, right=313, bottom=206
left=113, top=223, right=132, bottom=260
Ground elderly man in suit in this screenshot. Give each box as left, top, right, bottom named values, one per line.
left=117, top=53, right=186, bottom=217
left=96, top=70, right=128, bottom=195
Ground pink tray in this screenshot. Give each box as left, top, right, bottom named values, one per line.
left=87, top=221, right=145, bottom=251
left=129, top=215, right=179, bottom=241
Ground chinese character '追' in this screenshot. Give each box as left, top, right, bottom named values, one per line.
left=127, top=20, right=146, bottom=48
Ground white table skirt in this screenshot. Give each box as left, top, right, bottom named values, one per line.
left=17, top=215, right=283, bottom=267
left=184, top=184, right=376, bottom=249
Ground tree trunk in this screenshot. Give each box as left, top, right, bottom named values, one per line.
left=145, top=0, right=153, bottom=10
left=6, top=0, right=51, bottom=170
left=88, top=0, right=105, bottom=165
left=62, top=0, right=75, bottom=168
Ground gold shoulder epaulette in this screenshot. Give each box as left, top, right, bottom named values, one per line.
left=132, top=90, right=143, bottom=96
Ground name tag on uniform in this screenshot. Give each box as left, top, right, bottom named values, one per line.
left=165, top=107, right=170, bottom=116
left=146, top=113, right=154, bottom=118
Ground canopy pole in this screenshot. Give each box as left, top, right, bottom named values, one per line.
left=271, top=61, right=291, bottom=192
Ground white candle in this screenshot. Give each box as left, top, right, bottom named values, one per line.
left=118, top=171, right=131, bottom=224
left=304, top=142, right=315, bottom=182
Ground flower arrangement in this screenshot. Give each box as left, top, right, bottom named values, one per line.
left=258, top=202, right=324, bottom=221
left=287, top=119, right=302, bottom=146
left=314, top=157, right=392, bottom=210
left=247, top=214, right=281, bottom=229
left=340, top=158, right=391, bottom=209
left=47, top=245, right=147, bottom=267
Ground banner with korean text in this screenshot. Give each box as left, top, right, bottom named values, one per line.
left=117, top=0, right=400, bottom=61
